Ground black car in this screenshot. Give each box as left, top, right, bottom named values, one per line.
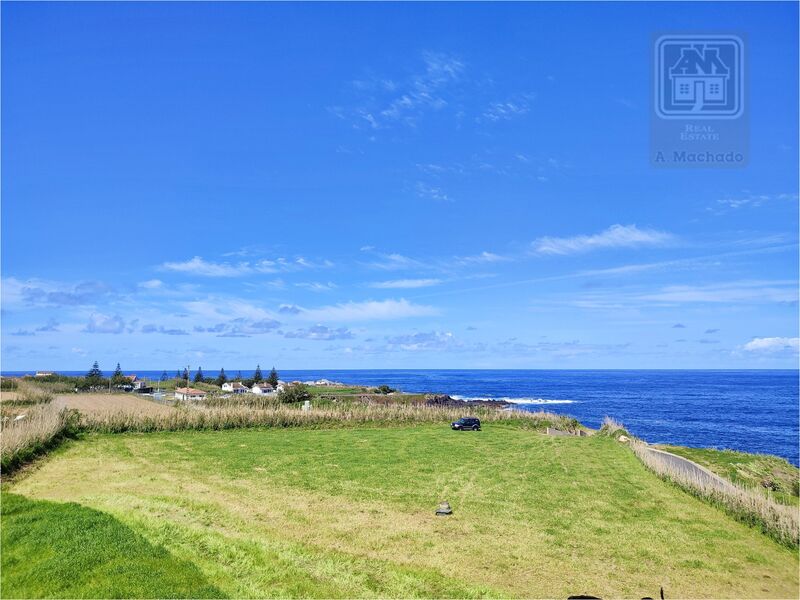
left=451, top=417, right=481, bottom=431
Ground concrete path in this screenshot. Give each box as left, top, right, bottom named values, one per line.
left=637, top=445, right=738, bottom=493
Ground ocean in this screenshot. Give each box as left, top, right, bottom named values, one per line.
left=6, top=369, right=798, bottom=464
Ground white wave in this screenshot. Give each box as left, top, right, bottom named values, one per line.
left=450, top=395, right=576, bottom=405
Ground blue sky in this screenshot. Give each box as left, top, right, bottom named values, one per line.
left=2, top=2, right=798, bottom=371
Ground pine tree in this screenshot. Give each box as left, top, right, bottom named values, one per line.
left=253, top=364, right=263, bottom=383
left=235, top=371, right=243, bottom=381
left=194, top=367, right=204, bottom=383
left=182, top=368, right=189, bottom=382
left=267, top=367, right=279, bottom=387
left=175, top=370, right=182, bottom=380
left=215, top=368, right=228, bottom=387
left=85, top=361, right=103, bottom=388
left=160, top=370, right=169, bottom=382
left=111, top=362, right=126, bottom=386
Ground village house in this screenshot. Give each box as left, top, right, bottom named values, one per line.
left=222, top=381, right=249, bottom=394
left=251, top=383, right=274, bottom=395
left=174, top=387, right=206, bottom=401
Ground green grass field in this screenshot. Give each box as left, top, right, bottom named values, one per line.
left=3, top=425, right=798, bottom=598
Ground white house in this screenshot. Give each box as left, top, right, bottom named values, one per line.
left=175, top=387, right=206, bottom=401
left=222, top=381, right=249, bottom=394
left=251, top=383, right=274, bottom=395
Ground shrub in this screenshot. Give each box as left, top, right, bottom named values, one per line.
left=376, top=385, right=396, bottom=394
left=278, top=384, right=311, bottom=404
left=0, top=378, right=19, bottom=391
left=598, top=416, right=628, bottom=438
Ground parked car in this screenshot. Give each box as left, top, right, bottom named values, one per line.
left=451, top=417, right=481, bottom=431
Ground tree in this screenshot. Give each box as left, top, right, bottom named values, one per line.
left=253, top=365, right=263, bottom=383
left=215, top=368, right=228, bottom=387
left=266, top=367, right=279, bottom=387
left=87, top=361, right=102, bottom=379
left=175, top=370, right=182, bottom=380
left=277, top=383, right=311, bottom=404
left=111, top=363, right=126, bottom=387
left=376, top=385, right=396, bottom=394
left=85, top=361, right=103, bottom=388
left=182, top=368, right=189, bottom=382
left=235, top=371, right=243, bottom=381
left=160, top=371, right=169, bottom=382
left=194, top=367, right=204, bottom=383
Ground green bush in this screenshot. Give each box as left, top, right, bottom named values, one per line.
left=277, top=384, right=312, bottom=404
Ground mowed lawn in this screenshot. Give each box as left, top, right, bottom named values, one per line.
left=3, top=425, right=798, bottom=598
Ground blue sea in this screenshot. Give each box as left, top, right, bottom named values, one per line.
left=6, top=369, right=798, bottom=464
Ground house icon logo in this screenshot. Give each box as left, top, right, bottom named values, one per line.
left=655, top=35, right=744, bottom=119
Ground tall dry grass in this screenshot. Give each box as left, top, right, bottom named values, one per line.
left=2, top=381, right=55, bottom=405
left=80, top=403, right=580, bottom=434
left=599, top=416, right=626, bottom=436
left=1, top=404, right=78, bottom=474
left=631, top=439, right=799, bottom=548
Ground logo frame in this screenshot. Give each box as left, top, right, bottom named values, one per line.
left=655, top=34, right=744, bottom=120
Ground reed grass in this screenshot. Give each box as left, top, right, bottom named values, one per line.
left=1, top=404, right=78, bottom=474
left=599, top=415, right=627, bottom=436
left=80, top=403, right=579, bottom=434
left=631, top=439, right=799, bottom=549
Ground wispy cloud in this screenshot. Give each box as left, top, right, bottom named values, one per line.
left=713, top=192, right=798, bottom=212
left=284, top=325, right=355, bottom=341
left=415, top=182, right=451, bottom=202
left=370, top=278, right=442, bottom=289
left=160, top=256, right=331, bottom=277
left=480, top=93, right=535, bottom=122
left=297, top=298, right=438, bottom=322
left=533, top=224, right=673, bottom=256
left=638, top=280, right=797, bottom=304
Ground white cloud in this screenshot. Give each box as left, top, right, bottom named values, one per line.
left=415, top=182, right=450, bottom=202
left=160, top=255, right=330, bottom=277
left=481, top=93, right=535, bottom=122
left=161, top=256, right=253, bottom=277
left=139, top=279, right=163, bottom=289
left=83, top=313, right=125, bottom=334
left=284, top=325, right=355, bottom=341
left=742, top=337, right=800, bottom=353
left=371, top=278, right=442, bottom=289
left=638, top=280, right=797, bottom=304
left=295, top=282, right=337, bottom=292
left=714, top=192, right=798, bottom=212
left=365, top=252, right=425, bottom=271
left=299, top=298, right=438, bottom=322
left=455, top=251, right=509, bottom=265
left=533, top=224, right=673, bottom=255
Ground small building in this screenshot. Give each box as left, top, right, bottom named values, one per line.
left=222, top=382, right=249, bottom=394
left=34, top=371, right=54, bottom=378
left=175, top=387, right=206, bottom=402
left=251, top=383, right=274, bottom=395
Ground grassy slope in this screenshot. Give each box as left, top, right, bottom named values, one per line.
left=1, top=493, right=222, bottom=599
left=5, top=425, right=799, bottom=598
left=658, top=444, right=800, bottom=505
